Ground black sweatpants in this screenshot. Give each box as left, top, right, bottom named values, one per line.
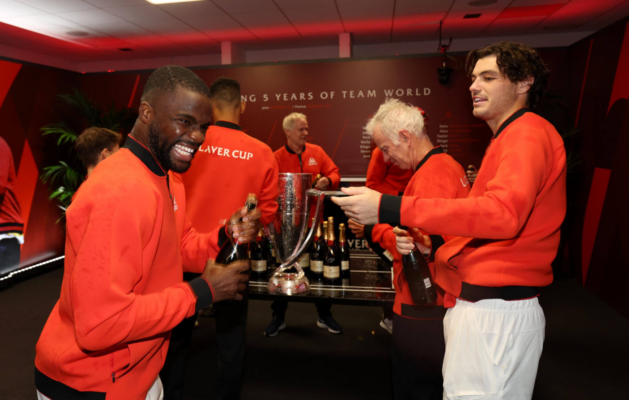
left=0, top=237, right=20, bottom=276
left=391, top=311, right=445, bottom=400
left=271, top=300, right=331, bottom=319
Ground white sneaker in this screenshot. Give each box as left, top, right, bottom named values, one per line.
left=379, top=318, right=393, bottom=334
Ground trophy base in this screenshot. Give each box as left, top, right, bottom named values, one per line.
left=268, top=273, right=310, bottom=295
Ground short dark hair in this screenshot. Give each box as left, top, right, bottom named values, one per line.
left=466, top=42, right=550, bottom=109
left=141, top=65, right=210, bottom=101
left=75, top=127, right=122, bottom=168
left=209, top=77, right=241, bottom=108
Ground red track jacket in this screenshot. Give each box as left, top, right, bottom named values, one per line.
left=274, top=143, right=340, bottom=189
left=0, top=137, right=23, bottom=235
left=179, top=121, right=279, bottom=231
left=378, top=110, right=567, bottom=304
left=35, top=137, right=218, bottom=400
left=366, top=147, right=469, bottom=317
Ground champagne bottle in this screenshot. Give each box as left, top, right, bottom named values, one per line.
left=323, top=217, right=340, bottom=285
left=215, top=193, right=258, bottom=265
left=310, top=221, right=325, bottom=281
left=401, top=229, right=437, bottom=304
left=312, top=173, right=322, bottom=188
left=339, top=223, right=350, bottom=278
left=249, top=228, right=267, bottom=279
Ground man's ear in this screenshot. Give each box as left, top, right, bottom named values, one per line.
left=240, top=101, right=246, bottom=114
left=99, top=148, right=110, bottom=163
left=519, top=76, right=534, bottom=95
left=399, top=130, right=412, bottom=144
left=138, top=101, right=154, bottom=125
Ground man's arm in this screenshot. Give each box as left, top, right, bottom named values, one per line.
left=69, top=184, right=211, bottom=352
left=380, top=129, right=557, bottom=239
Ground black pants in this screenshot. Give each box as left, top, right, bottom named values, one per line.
left=0, top=237, right=20, bottom=276
left=271, top=300, right=331, bottom=319
left=161, top=286, right=249, bottom=400
left=391, top=312, right=445, bottom=400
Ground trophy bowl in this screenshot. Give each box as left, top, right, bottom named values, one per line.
left=264, top=173, right=324, bottom=295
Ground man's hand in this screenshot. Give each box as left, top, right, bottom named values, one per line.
left=201, top=259, right=250, bottom=302
left=347, top=219, right=365, bottom=239
left=227, top=207, right=262, bottom=244
left=393, top=226, right=431, bottom=256
left=314, top=176, right=331, bottom=190
left=331, top=187, right=381, bottom=225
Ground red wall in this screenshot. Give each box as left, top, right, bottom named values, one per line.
left=0, top=60, right=78, bottom=266
left=564, top=18, right=629, bottom=319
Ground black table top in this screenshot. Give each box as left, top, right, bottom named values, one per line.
left=248, top=252, right=396, bottom=306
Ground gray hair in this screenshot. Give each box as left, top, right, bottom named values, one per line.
left=364, top=99, right=425, bottom=145
left=283, top=112, right=307, bottom=131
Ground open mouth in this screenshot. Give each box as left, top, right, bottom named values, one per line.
left=473, top=97, right=487, bottom=105
left=173, top=143, right=196, bottom=161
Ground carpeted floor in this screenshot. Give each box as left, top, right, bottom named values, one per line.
left=1, top=267, right=628, bottom=399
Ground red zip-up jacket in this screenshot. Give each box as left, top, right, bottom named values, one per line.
left=365, top=147, right=469, bottom=317
left=274, top=143, right=341, bottom=189
left=366, top=147, right=413, bottom=195
left=180, top=121, right=279, bottom=230
left=0, top=136, right=23, bottom=235
left=35, top=137, right=218, bottom=400
left=378, top=110, right=567, bottom=304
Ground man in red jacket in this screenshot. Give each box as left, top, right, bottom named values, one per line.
left=334, top=43, right=566, bottom=399
left=0, top=136, right=23, bottom=276
left=361, top=99, right=469, bottom=399
left=35, top=66, right=256, bottom=400
left=264, top=112, right=343, bottom=337
left=163, top=77, right=279, bottom=400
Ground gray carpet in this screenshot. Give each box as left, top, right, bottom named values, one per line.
left=1, top=267, right=628, bottom=399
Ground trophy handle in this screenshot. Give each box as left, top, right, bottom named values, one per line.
left=269, top=189, right=324, bottom=274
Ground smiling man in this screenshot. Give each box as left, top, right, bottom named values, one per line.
left=333, top=43, right=567, bottom=399
left=34, top=66, right=254, bottom=400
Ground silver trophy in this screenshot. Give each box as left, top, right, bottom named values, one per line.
left=264, top=173, right=324, bottom=295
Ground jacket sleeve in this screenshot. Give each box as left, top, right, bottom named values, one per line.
left=380, top=127, right=557, bottom=239
left=319, top=148, right=341, bottom=190
left=259, top=154, right=280, bottom=225
left=68, top=180, right=209, bottom=352
left=180, top=219, right=221, bottom=273
left=366, top=149, right=398, bottom=196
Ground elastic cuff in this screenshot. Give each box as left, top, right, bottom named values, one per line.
left=189, top=277, right=214, bottom=312
left=219, top=225, right=229, bottom=248
left=379, top=194, right=402, bottom=226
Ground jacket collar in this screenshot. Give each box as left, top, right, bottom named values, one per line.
left=415, top=146, right=444, bottom=171
left=494, top=108, right=530, bottom=139
left=123, top=135, right=166, bottom=177
left=285, top=143, right=306, bottom=155
left=214, top=120, right=242, bottom=131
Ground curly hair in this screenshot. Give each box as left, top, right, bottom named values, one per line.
left=75, top=127, right=122, bottom=168
left=466, top=42, right=550, bottom=109
left=141, top=65, right=210, bottom=101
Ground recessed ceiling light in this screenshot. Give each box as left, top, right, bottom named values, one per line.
left=469, top=0, right=498, bottom=6
left=464, top=14, right=482, bottom=19
left=66, top=31, right=89, bottom=37
left=146, top=0, right=206, bottom=4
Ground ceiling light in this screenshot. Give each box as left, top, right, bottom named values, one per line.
left=469, top=0, right=497, bottom=5
left=146, top=0, right=205, bottom=4
left=464, top=14, right=482, bottom=19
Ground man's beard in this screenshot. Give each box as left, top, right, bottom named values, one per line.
left=148, top=122, right=192, bottom=173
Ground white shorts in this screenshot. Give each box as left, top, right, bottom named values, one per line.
left=37, top=377, right=163, bottom=400
left=442, top=297, right=545, bottom=400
